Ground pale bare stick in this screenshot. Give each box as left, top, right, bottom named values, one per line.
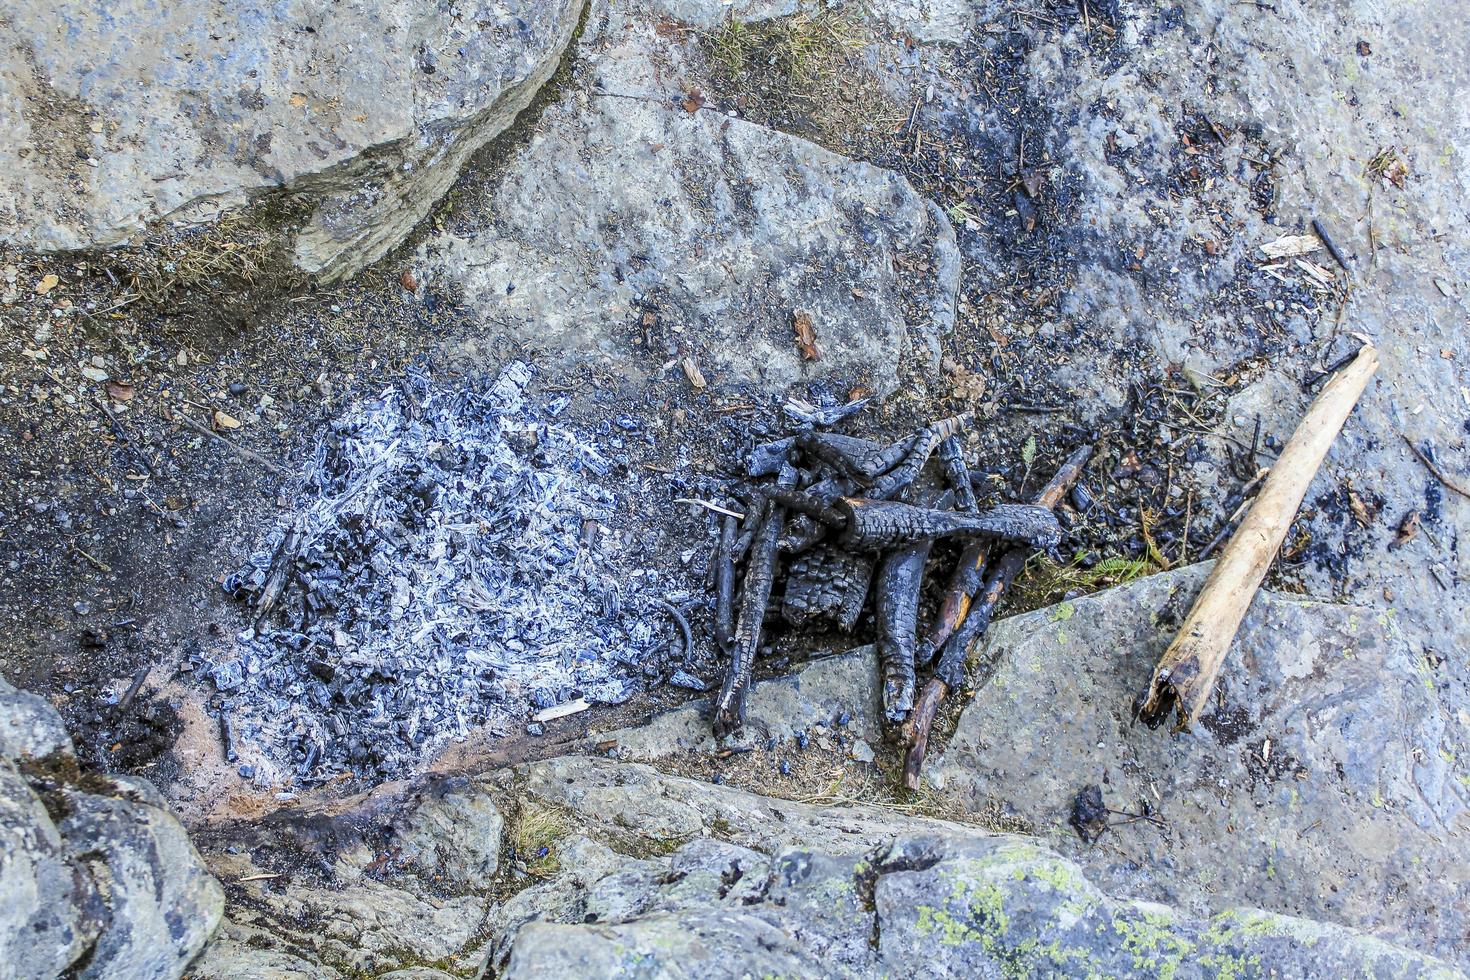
left=1137, top=345, right=1378, bottom=732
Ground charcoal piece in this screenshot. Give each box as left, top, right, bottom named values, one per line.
left=781, top=546, right=874, bottom=631
left=865, top=414, right=971, bottom=500
left=874, top=538, right=931, bottom=722
left=796, top=431, right=917, bottom=481
left=837, top=499, right=1061, bottom=552
left=1070, top=784, right=1109, bottom=843
left=712, top=466, right=795, bottom=737
left=748, top=437, right=797, bottom=477
left=936, top=435, right=978, bottom=513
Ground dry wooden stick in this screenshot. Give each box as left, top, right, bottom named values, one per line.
left=901, top=444, right=1094, bottom=789
left=1137, top=345, right=1378, bottom=731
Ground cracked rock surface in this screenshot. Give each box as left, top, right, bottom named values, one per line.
left=930, top=564, right=1470, bottom=963
left=420, top=0, right=958, bottom=396
left=192, top=752, right=1462, bottom=978
left=0, top=0, right=584, bottom=279
left=0, top=677, right=222, bottom=980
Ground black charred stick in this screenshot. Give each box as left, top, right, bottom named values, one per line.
left=219, top=710, right=239, bottom=763
left=876, top=541, right=930, bottom=722
left=933, top=549, right=1025, bottom=689
left=112, top=665, right=151, bottom=720
left=768, top=490, right=847, bottom=527
left=712, top=466, right=795, bottom=736
left=914, top=543, right=989, bottom=668
left=1312, top=217, right=1351, bottom=272
left=914, top=435, right=986, bottom=665
left=937, top=435, right=978, bottom=513
left=714, top=515, right=737, bottom=656
left=837, top=499, right=1061, bottom=552
left=867, top=415, right=972, bottom=500
left=797, top=431, right=918, bottom=481
left=874, top=485, right=951, bottom=723
left=902, top=445, right=1093, bottom=790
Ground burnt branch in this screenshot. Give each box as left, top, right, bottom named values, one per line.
left=902, top=445, right=1094, bottom=790
left=711, top=467, right=795, bottom=736
left=837, top=499, right=1061, bottom=552
left=714, top=514, right=737, bottom=657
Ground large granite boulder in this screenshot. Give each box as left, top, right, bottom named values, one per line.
left=419, top=1, right=958, bottom=396
left=0, top=678, right=223, bottom=979
left=928, top=564, right=1470, bottom=963
left=0, top=0, right=584, bottom=279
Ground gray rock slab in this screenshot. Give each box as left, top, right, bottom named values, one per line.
left=391, top=775, right=505, bottom=891
left=1, top=677, right=224, bottom=980
left=0, top=676, right=72, bottom=759
left=496, top=755, right=1463, bottom=978
left=927, top=564, right=1470, bottom=962
left=189, top=920, right=338, bottom=980
left=0, top=0, right=583, bottom=279
left=596, top=647, right=881, bottom=758
left=0, top=760, right=101, bottom=980
left=59, top=786, right=225, bottom=980
left=209, top=848, right=487, bottom=976
left=421, top=5, right=957, bottom=396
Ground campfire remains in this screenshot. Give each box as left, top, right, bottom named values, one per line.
left=210, top=362, right=680, bottom=783
left=708, top=409, right=1092, bottom=787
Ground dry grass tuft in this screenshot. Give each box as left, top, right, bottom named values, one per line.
left=510, top=802, right=567, bottom=878
left=701, top=10, right=899, bottom=155
left=1013, top=553, right=1160, bottom=610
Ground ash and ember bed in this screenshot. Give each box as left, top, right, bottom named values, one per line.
left=200, top=360, right=1090, bottom=791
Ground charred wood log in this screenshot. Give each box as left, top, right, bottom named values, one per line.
left=714, top=514, right=737, bottom=656
left=902, top=445, right=1094, bottom=790
left=711, top=466, right=795, bottom=736
left=873, top=485, right=951, bottom=722
left=836, top=499, right=1061, bottom=552
left=915, top=435, right=987, bottom=666
left=915, top=542, right=989, bottom=667
left=796, top=431, right=917, bottom=481
left=866, top=414, right=971, bottom=500
left=781, top=546, right=875, bottom=631
left=937, top=434, right=978, bottom=512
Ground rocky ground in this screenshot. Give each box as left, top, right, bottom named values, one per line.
left=1, top=0, right=1467, bottom=976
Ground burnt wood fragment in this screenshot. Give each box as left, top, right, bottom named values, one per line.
left=714, top=514, right=737, bottom=657
left=866, top=415, right=971, bottom=500
left=936, top=435, right=978, bottom=512
left=873, top=485, right=950, bottom=723
left=902, top=445, right=1094, bottom=790
left=796, top=431, right=917, bottom=481
left=711, top=466, right=795, bottom=736
left=837, top=499, right=1061, bottom=552
left=781, top=546, right=874, bottom=631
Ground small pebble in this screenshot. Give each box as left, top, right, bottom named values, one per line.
left=228, top=382, right=248, bottom=396
left=779, top=759, right=791, bottom=776
left=836, top=711, right=851, bottom=727
left=526, top=722, right=544, bottom=736
left=851, top=740, right=876, bottom=764
left=73, top=600, right=91, bottom=616
left=238, top=764, right=256, bottom=778
left=711, top=773, right=723, bottom=784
